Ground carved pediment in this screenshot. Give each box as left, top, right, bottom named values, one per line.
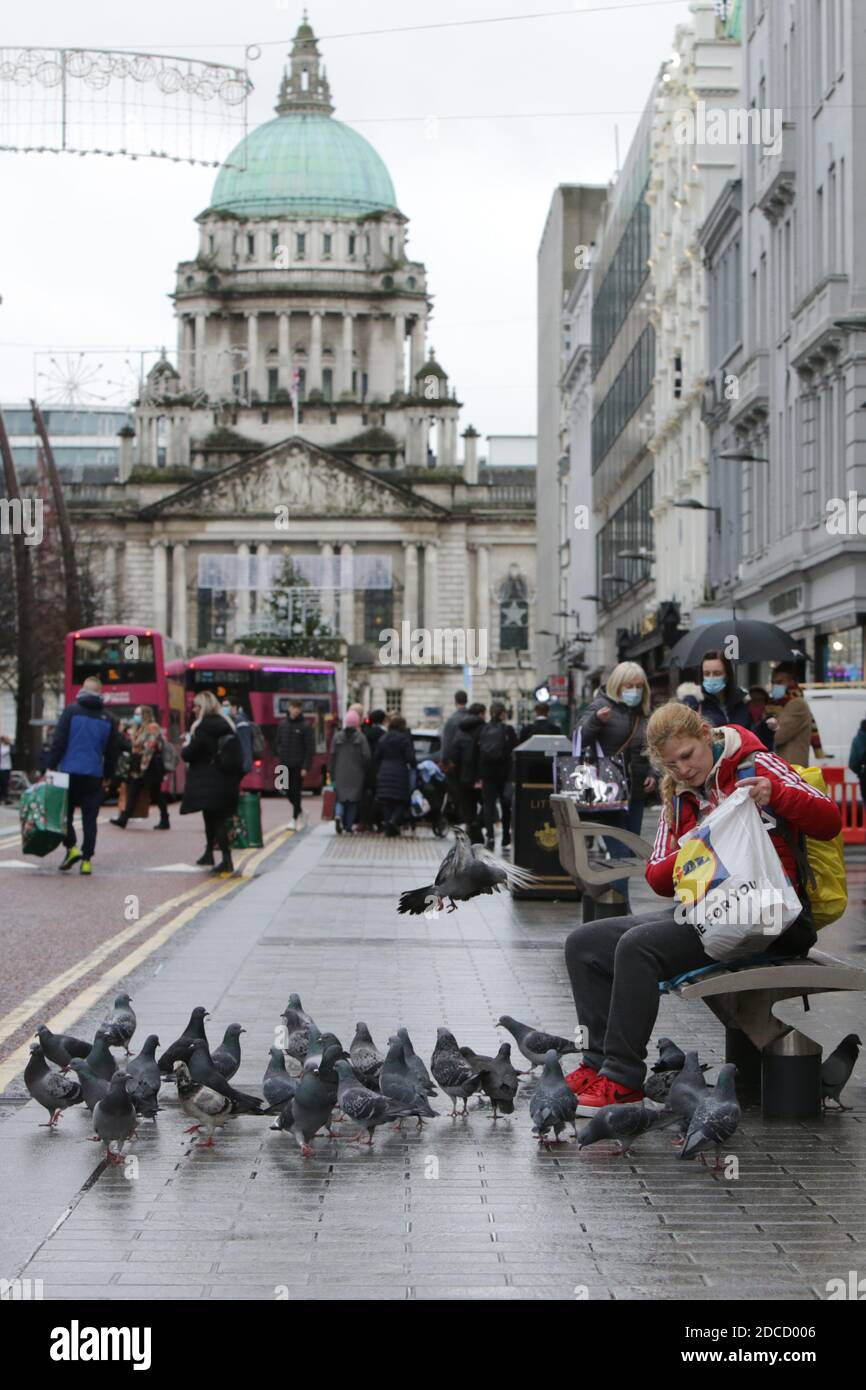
left=140, top=437, right=447, bottom=520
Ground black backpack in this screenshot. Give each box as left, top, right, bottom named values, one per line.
left=215, top=732, right=244, bottom=777
left=478, top=721, right=507, bottom=768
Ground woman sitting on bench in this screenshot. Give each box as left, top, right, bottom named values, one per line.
left=564, top=702, right=842, bottom=1115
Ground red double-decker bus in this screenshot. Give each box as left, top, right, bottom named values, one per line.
left=64, top=626, right=188, bottom=791
left=182, top=653, right=339, bottom=793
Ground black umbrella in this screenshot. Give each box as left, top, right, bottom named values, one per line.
left=669, top=620, right=808, bottom=670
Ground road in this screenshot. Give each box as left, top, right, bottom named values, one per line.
left=0, top=792, right=322, bottom=1088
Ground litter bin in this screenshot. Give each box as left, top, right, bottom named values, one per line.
left=511, top=735, right=579, bottom=899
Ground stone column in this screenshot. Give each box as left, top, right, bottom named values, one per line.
left=309, top=311, right=323, bottom=393
left=339, top=542, right=355, bottom=644
left=219, top=316, right=232, bottom=399
left=254, top=541, right=270, bottom=621
left=403, top=541, right=419, bottom=631
left=340, top=313, right=354, bottom=398
left=246, top=313, right=259, bottom=400
left=439, top=416, right=457, bottom=467
left=320, top=542, right=336, bottom=630
left=394, top=312, right=406, bottom=394
left=236, top=541, right=251, bottom=637
left=410, top=317, right=425, bottom=381
left=151, top=539, right=168, bottom=632
left=476, top=543, right=490, bottom=642
left=178, top=317, right=192, bottom=388
left=423, top=541, right=438, bottom=633
left=171, top=542, right=187, bottom=651
left=194, top=313, right=207, bottom=392
left=278, top=312, right=291, bottom=392
left=104, top=545, right=118, bottom=620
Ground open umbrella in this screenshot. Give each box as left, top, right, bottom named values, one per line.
left=669, top=620, right=808, bottom=670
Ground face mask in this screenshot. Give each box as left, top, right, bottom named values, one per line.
left=748, top=703, right=765, bottom=722
left=621, top=688, right=642, bottom=707
left=221, top=705, right=231, bottom=718
left=703, top=676, right=727, bottom=695
left=131, top=713, right=142, bottom=726
left=770, top=684, right=787, bottom=701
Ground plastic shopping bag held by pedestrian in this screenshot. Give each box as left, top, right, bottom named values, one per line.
left=672, top=786, right=802, bottom=960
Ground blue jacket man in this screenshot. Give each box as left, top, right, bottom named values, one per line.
left=48, top=678, right=120, bottom=874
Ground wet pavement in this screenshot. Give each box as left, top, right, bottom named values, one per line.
left=1, top=813, right=864, bottom=1302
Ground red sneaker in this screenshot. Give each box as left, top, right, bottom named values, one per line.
left=575, top=1073, right=644, bottom=1116
left=564, top=1062, right=599, bottom=1097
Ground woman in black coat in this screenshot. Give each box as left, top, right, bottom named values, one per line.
left=679, top=650, right=776, bottom=749
left=180, top=690, right=242, bottom=875
left=374, top=715, right=417, bottom=838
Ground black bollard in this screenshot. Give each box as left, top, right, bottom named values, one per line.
left=761, top=1030, right=822, bottom=1119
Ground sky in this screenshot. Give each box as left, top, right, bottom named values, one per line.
left=0, top=0, right=694, bottom=441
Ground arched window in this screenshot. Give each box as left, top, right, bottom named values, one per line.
left=497, top=569, right=529, bottom=651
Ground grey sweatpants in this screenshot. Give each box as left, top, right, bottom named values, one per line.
left=564, top=907, right=817, bottom=1090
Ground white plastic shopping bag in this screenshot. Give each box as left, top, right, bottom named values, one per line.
left=673, top=786, right=802, bottom=960
left=45, top=770, right=69, bottom=789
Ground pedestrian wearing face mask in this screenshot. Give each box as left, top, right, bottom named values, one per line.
left=577, top=662, right=656, bottom=910
left=679, top=651, right=776, bottom=750
left=110, top=704, right=171, bottom=830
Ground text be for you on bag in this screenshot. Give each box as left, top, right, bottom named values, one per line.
left=672, top=786, right=802, bottom=960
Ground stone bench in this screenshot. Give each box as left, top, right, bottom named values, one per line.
left=550, top=795, right=866, bottom=1117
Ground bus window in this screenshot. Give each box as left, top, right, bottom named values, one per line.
left=74, top=637, right=156, bottom=685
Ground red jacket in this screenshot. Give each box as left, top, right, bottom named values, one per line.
left=646, top=725, right=841, bottom=898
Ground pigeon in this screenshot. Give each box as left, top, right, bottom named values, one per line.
left=93, top=1071, right=138, bottom=1164
left=349, top=1022, right=384, bottom=1090
left=34, top=1024, right=90, bottom=1070
left=287, top=1045, right=344, bottom=1154
left=174, top=1061, right=232, bottom=1146
left=398, top=827, right=539, bottom=914
left=187, top=1038, right=264, bottom=1113
left=262, top=1047, right=298, bottom=1110
left=821, top=1033, right=861, bottom=1111
left=530, top=1050, right=578, bottom=1146
left=84, top=1030, right=119, bottom=1083
left=68, top=1058, right=110, bottom=1113
left=211, top=1024, right=246, bottom=1081
left=281, top=1015, right=310, bottom=1069
left=124, top=1035, right=162, bottom=1119
left=679, top=1064, right=741, bottom=1168
left=282, top=993, right=317, bottom=1032
left=497, top=1015, right=578, bottom=1070
left=334, top=1059, right=415, bottom=1145
left=304, top=1026, right=343, bottom=1072
left=99, top=992, right=137, bottom=1052
left=158, top=1006, right=210, bottom=1075
left=662, top=1051, right=711, bottom=1140
left=396, top=1028, right=436, bottom=1095
left=577, top=1102, right=669, bottom=1155
left=430, top=1028, right=481, bottom=1117
left=380, top=1038, right=439, bottom=1127
left=463, top=1043, right=520, bottom=1119
left=24, top=1044, right=82, bottom=1126
left=651, top=1037, right=686, bottom=1073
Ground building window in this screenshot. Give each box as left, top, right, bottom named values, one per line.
left=271, top=231, right=279, bottom=254
left=246, top=233, right=255, bottom=257
left=322, top=367, right=333, bottom=402
left=385, top=688, right=402, bottom=715
left=348, top=233, right=356, bottom=256
left=296, top=232, right=306, bottom=257
left=267, top=367, right=278, bottom=401
left=595, top=474, right=654, bottom=605
left=323, top=232, right=332, bottom=255
left=388, top=234, right=395, bottom=255
left=498, top=571, right=529, bottom=652
left=591, top=325, right=655, bottom=470
left=208, top=234, right=214, bottom=254
left=673, top=353, right=683, bottom=400
left=364, top=589, right=393, bottom=644
left=297, top=366, right=306, bottom=401
left=592, top=184, right=651, bottom=372
left=818, top=628, right=863, bottom=681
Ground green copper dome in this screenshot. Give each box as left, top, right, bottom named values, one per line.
left=211, top=112, right=398, bottom=219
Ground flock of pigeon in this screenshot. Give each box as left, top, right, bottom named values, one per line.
left=24, top=992, right=861, bottom=1169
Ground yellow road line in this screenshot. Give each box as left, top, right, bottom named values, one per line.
left=0, top=825, right=291, bottom=1057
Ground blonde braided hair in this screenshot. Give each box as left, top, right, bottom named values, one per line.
left=646, top=701, right=714, bottom=829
